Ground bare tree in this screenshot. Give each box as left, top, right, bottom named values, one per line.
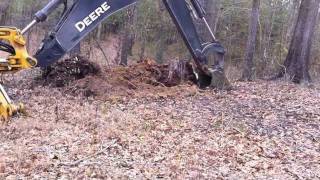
left=197, top=0, right=220, bottom=39
left=285, top=0, right=301, bottom=45
left=277, top=0, right=320, bottom=84
left=204, top=0, right=220, bottom=34
left=242, top=0, right=260, bottom=81
left=120, top=7, right=137, bottom=66
left=0, top=0, right=10, bottom=24
left=258, top=0, right=275, bottom=76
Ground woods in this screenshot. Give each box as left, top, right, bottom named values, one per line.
left=1, top=0, right=320, bottom=179
left=278, top=0, right=320, bottom=84
left=2, top=0, right=320, bottom=83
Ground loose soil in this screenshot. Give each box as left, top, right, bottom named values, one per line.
left=36, top=57, right=197, bottom=100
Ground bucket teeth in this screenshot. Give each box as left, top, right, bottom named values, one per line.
left=194, top=66, right=231, bottom=90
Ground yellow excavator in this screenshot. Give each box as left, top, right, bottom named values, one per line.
left=0, top=0, right=226, bottom=121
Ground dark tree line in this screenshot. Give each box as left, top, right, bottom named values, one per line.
left=2, top=0, right=320, bottom=84
left=242, top=0, right=320, bottom=84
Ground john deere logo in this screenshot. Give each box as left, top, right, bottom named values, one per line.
left=75, top=2, right=111, bottom=32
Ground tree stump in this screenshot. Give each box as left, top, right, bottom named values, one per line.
left=164, top=59, right=231, bottom=90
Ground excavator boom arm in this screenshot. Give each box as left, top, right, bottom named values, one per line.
left=35, top=0, right=137, bottom=67
left=34, top=0, right=225, bottom=75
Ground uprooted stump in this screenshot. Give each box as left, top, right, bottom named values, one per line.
left=164, top=60, right=231, bottom=90
left=98, top=59, right=196, bottom=88
left=146, top=59, right=197, bottom=87
left=104, top=59, right=231, bottom=90
left=39, top=56, right=100, bottom=87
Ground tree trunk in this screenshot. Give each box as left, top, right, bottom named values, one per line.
left=155, top=1, right=167, bottom=64
left=0, top=0, right=10, bottom=24
left=242, top=0, right=260, bottom=81
left=197, top=0, right=220, bottom=40
left=277, top=0, right=319, bottom=84
left=204, top=0, right=220, bottom=34
left=155, top=33, right=167, bottom=64
left=286, top=0, right=301, bottom=45
left=139, top=38, right=146, bottom=61
left=120, top=7, right=136, bottom=66
left=96, top=24, right=103, bottom=40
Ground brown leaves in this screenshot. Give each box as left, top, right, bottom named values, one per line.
left=1, top=69, right=320, bottom=179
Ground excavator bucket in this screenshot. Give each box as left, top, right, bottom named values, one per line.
left=162, top=0, right=230, bottom=89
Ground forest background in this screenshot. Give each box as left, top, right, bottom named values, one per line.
left=1, top=0, right=319, bottom=83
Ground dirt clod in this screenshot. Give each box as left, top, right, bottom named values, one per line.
left=38, top=56, right=100, bottom=87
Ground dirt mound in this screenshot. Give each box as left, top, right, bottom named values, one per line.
left=104, top=59, right=195, bottom=87
left=37, top=57, right=197, bottom=99
left=66, top=59, right=198, bottom=98
left=38, top=56, right=100, bottom=87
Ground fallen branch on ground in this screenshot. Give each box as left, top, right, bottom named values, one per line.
left=58, top=139, right=117, bottom=167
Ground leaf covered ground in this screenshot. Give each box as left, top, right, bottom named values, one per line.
left=0, top=62, right=319, bottom=179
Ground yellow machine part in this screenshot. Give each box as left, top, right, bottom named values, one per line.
left=0, top=84, right=24, bottom=122
left=0, top=26, right=37, bottom=72
left=0, top=27, right=34, bottom=121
